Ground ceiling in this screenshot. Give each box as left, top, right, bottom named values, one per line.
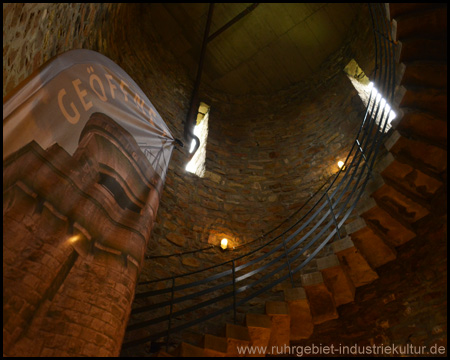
left=146, top=3, right=361, bottom=96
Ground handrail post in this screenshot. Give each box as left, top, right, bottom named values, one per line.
left=282, top=236, right=295, bottom=287
left=326, top=192, right=342, bottom=241
left=166, top=277, right=175, bottom=352
left=232, top=260, right=237, bottom=324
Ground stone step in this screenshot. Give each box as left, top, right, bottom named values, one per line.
left=331, top=237, right=378, bottom=287
left=265, top=301, right=290, bottom=355
left=245, top=313, right=272, bottom=357
left=399, top=86, right=447, bottom=119
left=350, top=222, right=397, bottom=267
left=356, top=195, right=417, bottom=237
left=389, top=4, right=441, bottom=19
left=376, top=153, right=444, bottom=203
left=203, top=334, right=227, bottom=357
left=174, top=342, right=207, bottom=357
left=355, top=196, right=379, bottom=217
left=316, top=255, right=355, bottom=306
left=345, top=217, right=368, bottom=236
left=283, top=287, right=314, bottom=341
left=224, top=323, right=251, bottom=357
left=401, top=61, right=447, bottom=89
left=395, top=7, right=447, bottom=40
left=361, top=200, right=417, bottom=247
left=398, top=38, right=447, bottom=63
left=371, top=181, right=430, bottom=225
left=364, top=173, right=388, bottom=195
left=396, top=109, right=447, bottom=150
left=385, top=131, right=447, bottom=179
left=300, top=272, right=338, bottom=325
left=394, top=111, right=447, bottom=150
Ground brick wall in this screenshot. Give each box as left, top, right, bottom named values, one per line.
left=97, top=5, right=374, bottom=283
left=3, top=4, right=374, bottom=279
left=3, top=3, right=125, bottom=98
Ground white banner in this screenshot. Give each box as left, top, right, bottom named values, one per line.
left=3, top=49, right=174, bottom=181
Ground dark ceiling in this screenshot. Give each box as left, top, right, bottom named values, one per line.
left=146, top=3, right=362, bottom=96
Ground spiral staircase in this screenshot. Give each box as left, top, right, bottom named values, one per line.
left=121, top=3, right=447, bottom=356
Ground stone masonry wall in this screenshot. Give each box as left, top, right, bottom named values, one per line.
left=3, top=4, right=374, bottom=279
left=101, top=4, right=374, bottom=284
left=6, top=3, right=428, bottom=356
left=3, top=3, right=124, bottom=98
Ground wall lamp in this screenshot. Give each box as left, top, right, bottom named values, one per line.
left=220, top=238, right=228, bottom=250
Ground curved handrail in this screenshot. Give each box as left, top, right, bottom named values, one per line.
left=122, top=3, right=397, bottom=350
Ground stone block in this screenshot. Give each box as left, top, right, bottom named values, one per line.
left=372, top=184, right=429, bottom=224
left=225, top=323, right=250, bottom=357
left=265, top=301, right=290, bottom=354
left=365, top=173, right=386, bottom=195
left=350, top=227, right=397, bottom=268
left=362, top=207, right=416, bottom=247
left=284, top=287, right=314, bottom=341
left=345, top=218, right=367, bottom=235
left=301, top=272, right=338, bottom=324
left=384, top=130, right=401, bottom=151
left=284, top=287, right=307, bottom=302
left=374, top=152, right=395, bottom=174
left=332, top=237, right=379, bottom=287
left=381, top=160, right=443, bottom=201
left=203, top=334, right=227, bottom=357
left=317, top=255, right=356, bottom=306
left=245, top=313, right=271, bottom=356
left=356, top=197, right=377, bottom=216
left=176, top=342, right=207, bottom=357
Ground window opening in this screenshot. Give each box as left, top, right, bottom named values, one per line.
left=98, top=173, right=142, bottom=213
left=186, top=102, right=209, bottom=177
left=344, top=59, right=396, bottom=132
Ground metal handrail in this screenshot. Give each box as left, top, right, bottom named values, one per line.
left=122, top=4, right=397, bottom=350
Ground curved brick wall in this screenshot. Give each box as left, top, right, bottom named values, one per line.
left=3, top=3, right=125, bottom=98
left=3, top=4, right=375, bottom=279
left=97, top=4, right=375, bottom=282
left=3, top=3, right=377, bottom=353
left=15, top=4, right=450, bottom=356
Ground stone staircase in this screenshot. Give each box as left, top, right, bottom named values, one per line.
left=148, top=4, right=447, bottom=356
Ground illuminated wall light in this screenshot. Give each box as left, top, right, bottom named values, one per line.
left=337, top=161, right=346, bottom=171
left=67, top=234, right=81, bottom=244
left=220, top=238, right=228, bottom=250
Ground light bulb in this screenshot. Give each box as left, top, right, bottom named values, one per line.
left=68, top=234, right=80, bottom=244
left=220, top=238, right=228, bottom=250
